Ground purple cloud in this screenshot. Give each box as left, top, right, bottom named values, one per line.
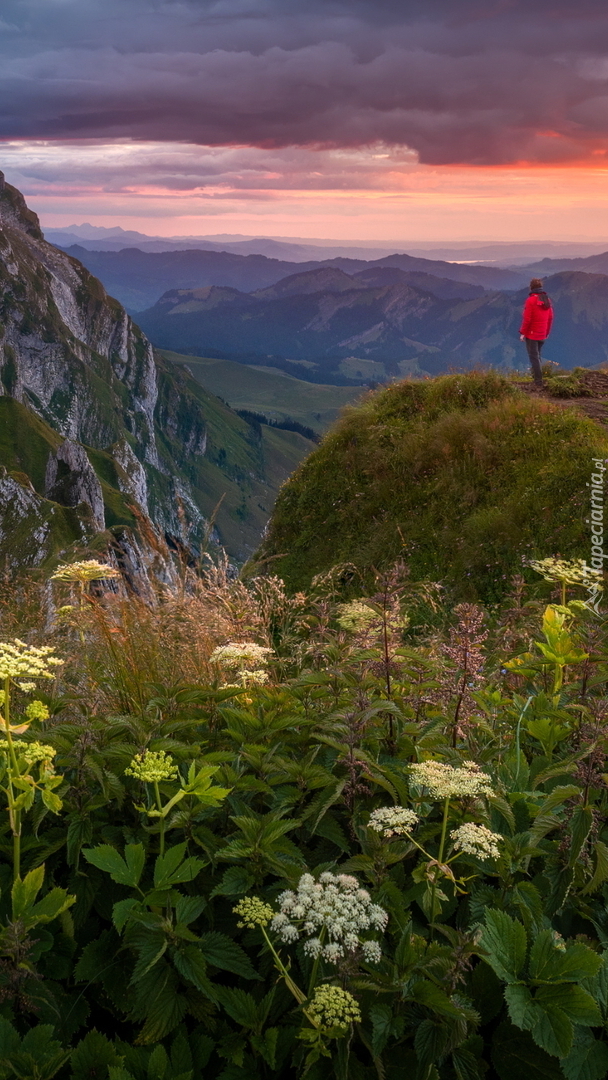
left=0, top=0, right=607, bottom=164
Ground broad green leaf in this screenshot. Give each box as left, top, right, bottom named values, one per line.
left=562, top=1028, right=608, bottom=1080
left=214, top=986, right=260, bottom=1030
left=113, top=898, right=139, bottom=933
left=535, top=984, right=602, bottom=1027
left=11, top=864, right=44, bottom=919
left=480, top=910, right=527, bottom=983
left=71, top=1029, right=121, bottom=1079
left=414, top=1019, right=449, bottom=1070
left=210, top=866, right=256, bottom=898
left=408, top=979, right=464, bottom=1018
left=124, top=844, right=146, bottom=887
left=109, top=1070, right=137, bottom=1080
left=532, top=1002, right=573, bottom=1058
left=369, top=1002, right=394, bottom=1058
left=131, top=933, right=168, bottom=983
left=504, top=985, right=536, bottom=1032
left=154, top=844, right=203, bottom=889
left=147, top=1043, right=169, bottom=1080
left=29, top=886, right=75, bottom=926
left=83, top=845, right=141, bottom=887
left=531, top=942, right=603, bottom=985
left=174, top=895, right=206, bottom=926
left=41, top=788, right=63, bottom=814
left=199, top=932, right=260, bottom=980
left=171, top=944, right=217, bottom=1001
left=452, top=1046, right=485, bottom=1080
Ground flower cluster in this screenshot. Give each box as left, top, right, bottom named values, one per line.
left=210, top=642, right=273, bottom=669
left=25, top=701, right=50, bottom=723
left=0, top=740, right=56, bottom=767
left=336, top=600, right=377, bottom=633
left=527, top=557, right=603, bottom=591
left=233, top=897, right=275, bottom=928
left=409, top=760, right=494, bottom=800
left=271, top=871, right=387, bottom=963
left=51, top=560, right=121, bottom=583
left=450, top=823, right=501, bottom=860
left=125, top=750, right=178, bottom=783
left=0, top=640, right=64, bottom=683
left=368, top=806, right=419, bottom=837
left=210, top=641, right=273, bottom=690
left=308, top=985, right=362, bottom=1030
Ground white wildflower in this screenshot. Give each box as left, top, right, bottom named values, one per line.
left=527, top=557, right=603, bottom=590
left=361, top=940, right=382, bottom=964
left=0, top=640, right=64, bottom=682
left=409, top=760, right=494, bottom=799
left=368, top=806, right=419, bottom=837
left=270, top=870, right=387, bottom=963
left=210, top=642, right=273, bottom=669
left=51, top=560, right=121, bottom=583
left=450, top=823, right=501, bottom=860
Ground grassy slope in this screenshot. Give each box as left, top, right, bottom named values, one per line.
left=161, top=349, right=363, bottom=432
left=254, top=371, right=608, bottom=602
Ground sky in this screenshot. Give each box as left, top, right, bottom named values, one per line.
left=1, top=0, right=608, bottom=241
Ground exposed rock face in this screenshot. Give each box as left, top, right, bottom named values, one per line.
left=45, top=440, right=105, bottom=532
left=0, top=170, right=316, bottom=574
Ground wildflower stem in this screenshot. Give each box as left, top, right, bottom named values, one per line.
left=429, top=797, right=450, bottom=936
left=3, top=676, right=21, bottom=881
left=260, top=926, right=319, bottom=1027
left=153, top=781, right=165, bottom=856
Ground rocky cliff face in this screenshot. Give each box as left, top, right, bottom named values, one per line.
left=0, top=171, right=315, bottom=579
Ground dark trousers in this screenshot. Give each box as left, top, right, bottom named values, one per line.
left=525, top=338, right=545, bottom=383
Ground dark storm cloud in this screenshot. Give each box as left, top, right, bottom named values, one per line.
left=1, top=0, right=608, bottom=164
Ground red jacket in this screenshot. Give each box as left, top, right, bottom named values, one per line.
left=520, top=290, right=553, bottom=340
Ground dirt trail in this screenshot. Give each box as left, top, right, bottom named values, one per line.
left=516, top=370, right=608, bottom=427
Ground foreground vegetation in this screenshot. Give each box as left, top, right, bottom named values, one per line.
left=0, top=554, right=607, bottom=1079
left=256, top=371, right=608, bottom=600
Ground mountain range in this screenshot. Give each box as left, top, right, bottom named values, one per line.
left=0, top=171, right=316, bottom=576
left=55, top=245, right=527, bottom=312
left=136, top=265, right=608, bottom=380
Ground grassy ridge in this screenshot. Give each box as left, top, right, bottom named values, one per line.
left=161, top=349, right=363, bottom=433
left=255, top=371, right=608, bottom=600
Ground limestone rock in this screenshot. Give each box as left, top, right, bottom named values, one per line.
left=45, top=440, right=105, bottom=532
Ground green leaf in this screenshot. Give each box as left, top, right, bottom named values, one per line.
left=71, top=1030, right=121, bottom=1079
left=215, top=986, right=260, bottom=1030
left=562, top=1029, right=608, bottom=1080
left=131, top=933, right=168, bottom=982
left=11, top=864, right=44, bottom=919
left=480, top=910, right=528, bottom=983
left=210, top=866, right=255, bottom=898
left=249, top=1028, right=278, bottom=1070
left=504, top=985, right=537, bottom=1032
left=568, top=807, right=594, bottom=868
left=414, top=1019, right=449, bottom=1070
left=29, top=886, right=75, bottom=926
left=171, top=944, right=218, bottom=1002
left=113, top=898, right=139, bottom=933
left=369, top=1002, right=394, bottom=1058
left=109, top=1070, right=137, bottom=1080
left=153, top=844, right=203, bottom=889
left=452, top=1047, right=485, bottom=1080
left=174, top=895, right=206, bottom=926
left=582, top=842, right=608, bottom=895
left=408, top=979, right=464, bottom=1018
left=536, top=985, right=602, bottom=1027
left=532, top=1001, right=573, bottom=1058
left=147, top=1044, right=169, bottom=1080
left=41, top=788, right=62, bottom=814
left=531, top=941, right=603, bottom=985
left=83, top=844, right=142, bottom=887
left=199, top=932, right=260, bottom=980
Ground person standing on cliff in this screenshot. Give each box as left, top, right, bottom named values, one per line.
left=519, top=277, right=554, bottom=388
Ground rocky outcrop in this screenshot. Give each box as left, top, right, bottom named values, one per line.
left=45, top=440, right=105, bottom=532
left=0, top=170, right=316, bottom=574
